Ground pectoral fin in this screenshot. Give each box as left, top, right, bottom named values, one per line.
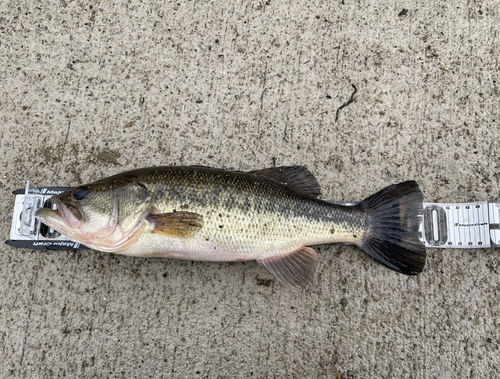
left=257, top=246, right=318, bottom=288
left=147, top=211, right=203, bottom=238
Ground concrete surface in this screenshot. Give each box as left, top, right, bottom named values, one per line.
left=1, top=0, right=499, bottom=378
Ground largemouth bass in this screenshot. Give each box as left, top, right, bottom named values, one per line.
left=35, top=166, right=426, bottom=287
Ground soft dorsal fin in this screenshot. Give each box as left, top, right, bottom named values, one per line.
left=250, top=166, right=321, bottom=197
left=146, top=211, right=203, bottom=238
left=257, top=246, right=318, bottom=288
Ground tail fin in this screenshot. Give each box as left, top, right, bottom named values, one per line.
left=357, top=181, right=426, bottom=275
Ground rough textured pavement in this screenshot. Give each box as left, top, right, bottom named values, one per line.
left=1, top=1, right=500, bottom=378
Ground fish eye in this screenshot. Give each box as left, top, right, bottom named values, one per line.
left=72, top=186, right=89, bottom=200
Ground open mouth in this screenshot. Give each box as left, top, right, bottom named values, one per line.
left=52, top=198, right=83, bottom=229
left=35, top=206, right=64, bottom=228
left=35, top=197, right=83, bottom=231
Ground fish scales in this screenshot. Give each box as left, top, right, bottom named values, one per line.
left=131, top=167, right=366, bottom=261
left=35, top=165, right=426, bottom=287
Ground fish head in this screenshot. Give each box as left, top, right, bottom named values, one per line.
left=35, top=179, right=152, bottom=252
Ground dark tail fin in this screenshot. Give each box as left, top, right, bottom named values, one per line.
left=357, top=181, right=426, bottom=275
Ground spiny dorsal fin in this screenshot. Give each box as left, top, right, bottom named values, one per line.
left=250, top=166, right=321, bottom=198
left=257, top=246, right=318, bottom=288
left=147, top=211, right=203, bottom=238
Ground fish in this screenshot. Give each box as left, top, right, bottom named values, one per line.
left=35, top=165, right=426, bottom=287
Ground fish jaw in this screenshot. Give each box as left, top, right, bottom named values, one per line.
left=35, top=207, right=81, bottom=242
left=35, top=196, right=85, bottom=241
left=52, top=197, right=83, bottom=229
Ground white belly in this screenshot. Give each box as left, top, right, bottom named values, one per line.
left=119, top=232, right=305, bottom=262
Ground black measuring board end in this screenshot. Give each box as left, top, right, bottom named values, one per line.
left=5, top=240, right=89, bottom=250
left=12, top=187, right=71, bottom=195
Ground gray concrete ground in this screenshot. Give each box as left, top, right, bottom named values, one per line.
left=1, top=0, right=500, bottom=378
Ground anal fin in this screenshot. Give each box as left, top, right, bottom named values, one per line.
left=257, top=246, right=318, bottom=288
left=147, top=211, right=203, bottom=238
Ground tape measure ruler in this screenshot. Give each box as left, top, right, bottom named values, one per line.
left=420, top=201, right=500, bottom=248
left=5, top=181, right=500, bottom=250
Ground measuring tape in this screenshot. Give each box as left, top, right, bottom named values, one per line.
left=420, top=201, right=500, bottom=248
left=5, top=181, right=500, bottom=250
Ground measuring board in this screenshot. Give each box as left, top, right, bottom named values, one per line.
left=6, top=181, right=88, bottom=250
left=420, top=202, right=500, bottom=248
left=5, top=181, right=500, bottom=250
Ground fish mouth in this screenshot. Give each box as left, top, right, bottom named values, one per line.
left=35, top=207, right=63, bottom=224
left=35, top=197, right=83, bottom=232
left=53, top=198, right=83, bottom=229
left=34, top=207, right=67, bottom=238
